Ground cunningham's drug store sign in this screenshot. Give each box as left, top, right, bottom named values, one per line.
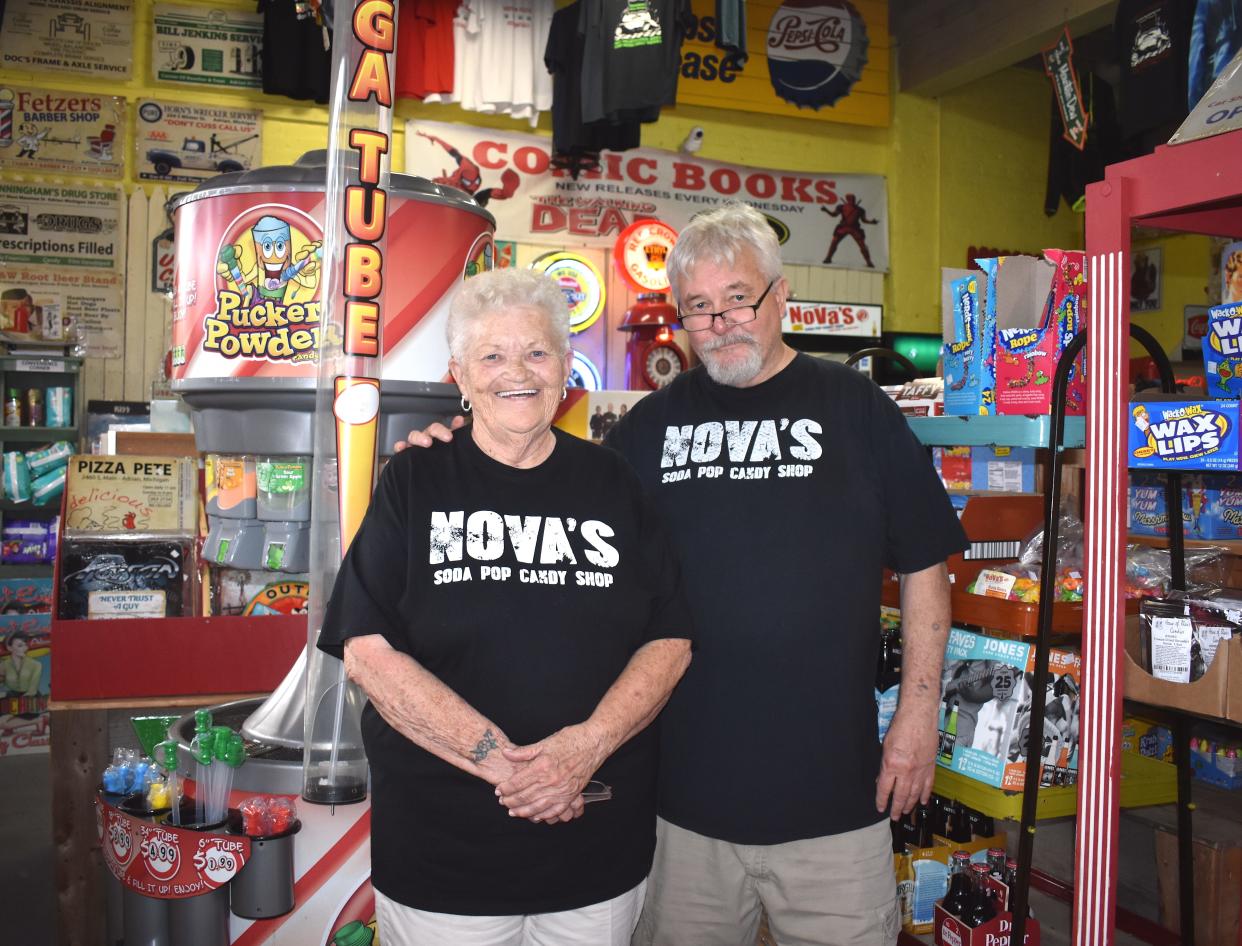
left=1129, top=400, right=1240, bottom=471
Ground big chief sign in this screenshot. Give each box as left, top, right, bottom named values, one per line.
left=406, top=120, right=888, bottom=272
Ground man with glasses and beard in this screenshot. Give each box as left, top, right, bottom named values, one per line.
left=405, top=202, right=966, bottom=945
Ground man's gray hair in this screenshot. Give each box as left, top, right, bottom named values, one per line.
left=666, top=202, right=783, bottom=300
left=446, top=267, right=571, bottom=360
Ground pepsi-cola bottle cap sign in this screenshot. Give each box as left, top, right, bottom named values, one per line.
left=765, top=0, right=870, bottom=110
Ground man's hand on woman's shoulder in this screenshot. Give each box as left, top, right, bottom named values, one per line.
left=394, top=413, right=467, bottom=453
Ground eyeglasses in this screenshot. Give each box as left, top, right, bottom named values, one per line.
left=677, top=280, right=776, bottom=333
left=583, top=780, right=612, bottom=803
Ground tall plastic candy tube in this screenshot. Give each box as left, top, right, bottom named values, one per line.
left=302, top=0, right=397, bottom=805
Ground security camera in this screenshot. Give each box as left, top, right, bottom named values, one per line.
left=680, top=126, right=705, bottom=153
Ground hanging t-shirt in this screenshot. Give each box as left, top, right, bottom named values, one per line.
left=1045, top=72, right=1121, bottom=215
left=579, top=0, right=692, bottom=124
left=424, top=1, right=484, bottom=110
left=1188, top=0, right=1242, bottom=109
left=476, top=0, right=554, bottom=122
left=395, top=0, right=456, bottom=100
left=605, top=355, right=968, bottom=845
left=1115, top=0, right=1194, bottom=140
left=716, top=0, right=747, bottom=63
left=318, top=428, right=693, bottom=915
left=258, top=0, right=330, bottom=104
left=546, top=0, right=642, bottom=167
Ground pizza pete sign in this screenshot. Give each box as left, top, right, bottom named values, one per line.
left=406, top=120, right=889, bottom=271
left=782, top=300, right=881, bottom=336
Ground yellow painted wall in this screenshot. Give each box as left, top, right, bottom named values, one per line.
left=938, top=68, right=1083, bottom=306
left=0, top=0, right=1090, bottom=366
left=1130, top=233, right=1215, bottom=358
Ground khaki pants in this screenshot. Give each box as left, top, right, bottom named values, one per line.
left=632, top=818, right=898, bottom=946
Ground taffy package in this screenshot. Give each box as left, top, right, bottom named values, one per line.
left=1129, top=399, right=1239, bottom=470
left=1201, top=301, right=1242, bottom=398
left=942, top=270, right=996, bottom=416
left=993, top=250, right=1088, bottom=415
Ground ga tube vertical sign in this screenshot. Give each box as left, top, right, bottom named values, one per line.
left=334, top=0, right=395, bottom=555
left=302, top=0, right=397, bottom=807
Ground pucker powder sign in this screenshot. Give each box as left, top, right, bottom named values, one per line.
left=196, top=204, right=324, bottom=366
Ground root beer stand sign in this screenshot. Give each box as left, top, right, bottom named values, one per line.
left=97, top=794, right=250, bottom=898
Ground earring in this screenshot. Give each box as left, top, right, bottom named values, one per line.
left=561, top=387, right=568, bottom=401
left=460, top=396, right=472, bottom=413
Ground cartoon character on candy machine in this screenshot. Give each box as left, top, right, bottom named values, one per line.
left=217, top=214, right=323, bottom=306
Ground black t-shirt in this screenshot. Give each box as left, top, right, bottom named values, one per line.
left=318, top=429, right=693, bottom=914
left=605, top=355, right=968, bottom=845
left=1115, top=0, right=1193, bottom=140
left=1045, top=73, right=1121, bottom=216
left=546, top=0, right=642, bottom=164
left=258, top=0, right=331, bottom=103
left=580, top=0, right=691, bottom=124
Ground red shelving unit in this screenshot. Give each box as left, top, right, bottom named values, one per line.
left=52, top=614, right=307, bottom=703
left=1080, top=128, right=1242, bottom=946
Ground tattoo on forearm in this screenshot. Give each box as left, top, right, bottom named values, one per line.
left=471, top=728, right=499, bottom=763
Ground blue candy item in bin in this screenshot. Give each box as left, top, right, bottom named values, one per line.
left=1202, top=302, right=1242, bottom=398
left=1129, top=400, right=1240, bottom=471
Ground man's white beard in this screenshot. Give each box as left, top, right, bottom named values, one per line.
left=698, top=332, right=762, bottom=387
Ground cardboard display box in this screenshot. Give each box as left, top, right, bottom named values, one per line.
left=896, top=834, right=1007, bottom=934
left=994, top=250, right=1087, bottom=416
left=942, top=269, right=995, bottom=416
left=937, top=629, right=1081, bottom=790
left=1154, top=822, right=1242, bottom=946
left=1129, top=472, right=1238, bottom=539
left=1201, top=300, right=1242, bottom=399
left=1124, top=614, right=1242, bottom=724
left=1129, top=400, right=1240, bottom=472
left=935, top=446, right=1036, bottom=494
left=1121, top=715, right=1175, bottom=764
left=934, top=903, right=1041, bottom=946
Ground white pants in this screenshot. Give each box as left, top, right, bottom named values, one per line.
left=375, top=879, right=647, bottom=946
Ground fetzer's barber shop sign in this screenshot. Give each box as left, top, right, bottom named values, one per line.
left=406, top=120, right=889, bottom=272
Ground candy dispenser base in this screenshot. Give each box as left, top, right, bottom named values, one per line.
left=168, top=883, right=230, bottom=946
left=230, top=823, right=300, bottom=919
left=122, top=885, right=170, bottom=946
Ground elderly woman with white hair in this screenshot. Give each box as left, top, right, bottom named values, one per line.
left=317, top=267, right=693, bottom=946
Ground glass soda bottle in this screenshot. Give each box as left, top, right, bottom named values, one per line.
left=965, top=863, right=998, bottom=927
left=941, top=850, right=973, bottom=917
left=987, top=848, right=1007, bottom=878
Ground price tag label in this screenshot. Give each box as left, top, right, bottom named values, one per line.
left=141, top=830, right=181, bottom=881
left=15, top=359, right=66, bottom=373
left=109, top=817, right=134, bottom=866
left=194, top=838, right=245, bottom=885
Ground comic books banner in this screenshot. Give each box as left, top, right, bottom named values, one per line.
left=405, top=121, right=889, bottom=272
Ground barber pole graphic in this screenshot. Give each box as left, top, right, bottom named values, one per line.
left=0, top=89, right=13, bottom=146
left=1077, top=249, right=1125, bottom=945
